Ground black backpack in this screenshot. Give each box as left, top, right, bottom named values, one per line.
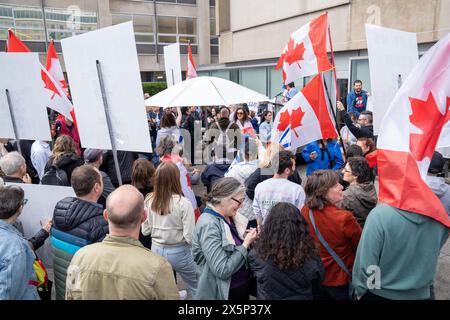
left=40, top=165, right=70, bottom=186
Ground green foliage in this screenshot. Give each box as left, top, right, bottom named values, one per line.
left=142, top=82, right=167, bottom=97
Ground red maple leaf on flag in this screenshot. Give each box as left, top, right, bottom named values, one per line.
left=409, top=92, right=450, bottom=161
left=276, top=37, right=306, bottom=69
left=290, top=107, right=305, bottom=138
left=285, top=38, right=306, bottom=66
left=277, top=109, right=291, bottom=132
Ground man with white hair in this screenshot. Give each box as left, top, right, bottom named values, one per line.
left=0, top=152, right=31, bottom=184
left=66, top=185, right=179, bottom=300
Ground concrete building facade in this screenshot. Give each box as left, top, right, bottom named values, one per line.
left=0, top=0, right=218, bottom=82
left=199, top=0, right=450, bottom=100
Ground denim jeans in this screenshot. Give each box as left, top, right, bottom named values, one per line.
left=152, top=243, right=198, bottom=296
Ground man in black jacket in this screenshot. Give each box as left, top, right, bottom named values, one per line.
left=337, top=101, right=374, bottom=139
left=100, top=151, right=139, bottom=187
left=51, top=165, right=109, bottom=300
left=182, top=106, right=202, bottom=165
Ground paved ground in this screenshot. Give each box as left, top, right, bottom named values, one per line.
left=46, top=163, right=450, bottom=300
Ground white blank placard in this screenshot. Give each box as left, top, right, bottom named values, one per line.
left=0, top=53, right=51, bottom=141
left=61, top=22, right=152, bottom=153
left=8, top=183, right=76, bottom=269
left=366, top=24, right=418, bottom=135
left=164, top=43, right=182, bottom=87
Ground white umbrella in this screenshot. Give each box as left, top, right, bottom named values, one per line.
left=144, top=76, right=270, bottom=108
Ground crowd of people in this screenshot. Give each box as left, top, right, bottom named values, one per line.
left=1, top=82, right=449, bottom=301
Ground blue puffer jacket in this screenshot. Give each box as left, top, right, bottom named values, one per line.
left=51, top=197, right=108, bottom=300
left=302, top=140, right=344, bottom=176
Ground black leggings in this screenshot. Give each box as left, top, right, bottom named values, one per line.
left=228, top=280, right=253, bottom=301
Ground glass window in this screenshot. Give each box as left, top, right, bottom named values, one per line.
left=43, top=7, right=98, bottom=41
left=133, top=15, right=153, bottom=33
left=209, top=0, right=216, bottom=6
left=350, top=58, right=371, bottom=93
left=16, top=29, right=45, bottom=41
left=154, top=71, right=166, bottom=82
left=178, top=0, right=197, bottom=4
left=48, top=30, right=72, bottom=41
left=158, top=35, right=176, bottom=43
left=210, top=18, right=216, bottom=36
left=135, top=34, right=154, bottom=43
left=178, top=35, right=196, bottom=44
left=210, top=45, right=218, bottom=56
left=112, top=14, right=131, bottom=25
left=210, top=37, right=218, bottom=45
left=0, top=20, right=13, bottom=30
left=269, top=67, right=283, bottom=99
left=239, top=67, right=267, bottom=95
left=158, top=16, right=176, bottom=34
left=210, top=70, right=230, bottom=80
left=177, top=17, right=196, bottom=35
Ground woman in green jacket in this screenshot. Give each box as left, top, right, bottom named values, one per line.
left=192, top=177, right=258, bottom=300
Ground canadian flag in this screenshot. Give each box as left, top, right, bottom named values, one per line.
left=6, top=29, right=30, bottom=52
left=186, top=42, right=197, bottom=80
left=377, top=34, right=450, bottom=226
left=6, top=29, right=74, bottom=121
left=271, top=74, right=337, bottom=151
left=43, top=40, right=77, bottom=125
left=275, top=13, right=333, bottom=85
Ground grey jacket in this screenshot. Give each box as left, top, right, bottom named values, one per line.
left=341, top=182, right=377, bottom=227
left=426, top=176, right=450, bottom=214
left=191, top=207, right=249, bottom=300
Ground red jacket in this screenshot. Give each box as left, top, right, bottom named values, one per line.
left=56, top=116, right=81, bottom=156
left=301, top=205, right=362, bottom=286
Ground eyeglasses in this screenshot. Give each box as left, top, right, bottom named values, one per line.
left=231, top=197, right=244, bottom=206
left=14, top=198, right=28, bottom=212
left=236, top=112, right=244, bottom=115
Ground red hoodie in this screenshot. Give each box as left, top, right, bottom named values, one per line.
left=56, top=115, right=81, bottom=156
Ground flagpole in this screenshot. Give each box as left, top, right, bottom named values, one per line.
left=96, top=60, right=123, bottom=186
left=5, top=89, right=22, bottom=155
left=323, top=77, right=347, bottom=158
left=40, top=0, right=49, bottom=52
left=327, top=24, right=340, bottom=102
left=325, top=19, right=346, bottom=158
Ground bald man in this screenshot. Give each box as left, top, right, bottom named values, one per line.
left=65, top=185, right=179, bottom=300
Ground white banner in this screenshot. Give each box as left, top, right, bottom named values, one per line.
left=0, top=53, right=51, bottom=141
left=365, top=24, right=418, bottom=135
left=164, top=43, right=182, bottom=87
left=8, top=183, right=76, bottom=269
left=61, top=22, right=152, bottom=153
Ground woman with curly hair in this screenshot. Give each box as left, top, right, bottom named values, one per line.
left=43, top=135, right=84, bottom=184
left=248, top=202, right=324, bottom=300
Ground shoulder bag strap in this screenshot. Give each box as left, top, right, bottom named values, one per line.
left=309, top=209, right=352, bottom=277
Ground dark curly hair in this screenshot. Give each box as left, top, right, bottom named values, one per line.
left=253, top=202, right=318, bottom=270
left=347, top=156, right=372, bottom=184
